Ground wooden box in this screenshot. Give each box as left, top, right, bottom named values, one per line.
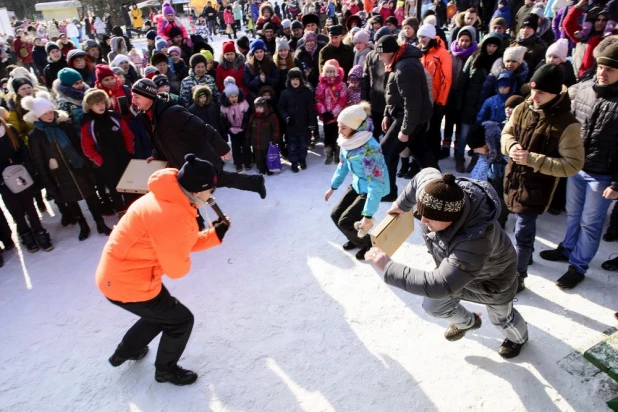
left=369, top=209, right=415, bottom=256
left=116, top=159, right=168, bottom=194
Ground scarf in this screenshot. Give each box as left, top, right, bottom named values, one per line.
left=34, top=120, right=85, bottom=169
left=337, top=130, right=373, bottom=150
left=450, top=41, right=478, bottom=60
left=385, top=44, right=406, bottom=72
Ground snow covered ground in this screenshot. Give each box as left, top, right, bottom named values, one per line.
left=1, top=34, right=617, bottom=412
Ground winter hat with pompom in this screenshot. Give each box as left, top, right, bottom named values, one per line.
left=352, top=30, right=370, bottom=45
left=223, top=76, right=237, bottom=88
left=21, top=96, right=56, bottom=119
left=162, top=2, right=176, bottom=16
left=417, top=24, right=436, bottom=38
left=224, top=81, right=239, bottom=97
left=423, top=15, right=437, bottom=27
left=546, top=38, right=568, bottom=63
left=177, top=153, right=217, bottom=192
left=416, top=173, right=465, bottom=222
left=337, top=102, right=370, bottom=130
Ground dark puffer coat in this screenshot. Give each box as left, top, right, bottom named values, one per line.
left=278, top=80, right=317, bottom=137
left=384, top=45, right=432, bottom=135
left=571, top=79, right=618, bottom=189
left=28, top=113, right=96, bottom=203
left=385, top=168, right=519, bottom=305
left=360, top=49, right=387, bottom=116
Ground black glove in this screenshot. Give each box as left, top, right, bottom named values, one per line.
left=322, top=112, right=334, bottom=122
left=213, top=219, right=229, bottom=241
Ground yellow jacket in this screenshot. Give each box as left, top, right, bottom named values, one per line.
left=131, top=8, right=143, bottom=29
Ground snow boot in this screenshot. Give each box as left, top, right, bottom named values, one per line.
left=34, top=229, right=53, bottom=252
left=397, top=157, right=410, bottom=177
left=96, top=219, right=112, bottom=236
left=324, top=146, right=333, bottom=165
left=355, top=246, right=371, bottom=260
left=155, top=365, right=198, bottom=386
left=539, top=243, right=569, bottom=262
left=498, top=338, right=528, bottom=359
left=109, top=345, right=149, bottom=367
left=57, top=202, right=76, bottom=227
left=517, top=277, right=526, bottom=293
left=291, top=162, right=299, bottom=173
left=300, top=160, right=307, bottom=170
left=444, top=313, right=482, bottom=341
left=555, top=265, right=585, bottom=289
left=343, top=241, right=357, bottom=251
left=20, top=230, right=39, bottom=253
left=77, top=218, right=91, bottom=241
left=602, top=255, right=618, bottom=271
left=455, top=156, right=465, bottom=173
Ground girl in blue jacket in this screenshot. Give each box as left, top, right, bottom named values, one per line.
left=325, top=102, right=389, bottom=260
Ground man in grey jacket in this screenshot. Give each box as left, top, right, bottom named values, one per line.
left=365, top=168, right=529, bottom=359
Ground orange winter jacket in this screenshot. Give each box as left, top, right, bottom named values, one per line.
left=421, top=38, right=452, bottom=106
left=95, top=168, right=221, bottom=303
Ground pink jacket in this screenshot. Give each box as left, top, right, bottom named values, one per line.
left=158, top=17, right=191, bottom=44
left=314, top=69, right=347, bottom=124
left=224, top=10, right=234, bottom=25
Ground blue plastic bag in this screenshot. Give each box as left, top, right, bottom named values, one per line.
left=266, top=143, right=282, bottom=172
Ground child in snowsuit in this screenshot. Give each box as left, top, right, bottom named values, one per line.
left=477, top=71, right=513, bottom=124
left=278, top=68, right=317, bottom=173
left=315, top=59, right=347, bottom=165
left=80, top=89, right=135, bottom=214
left=220, top=78, right=251, bottom=172
left=325, top=102, right=389, bottom=260
left=246, top=97, right=280, bottom=175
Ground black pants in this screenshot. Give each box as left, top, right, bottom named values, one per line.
left=0, top=185, right=42, bottom=234
left=66, top=195, right=103, bottom=222
left=94, top=166, right=125, bottom=211
left=0, top=206, right=13, bottom=247
left=109, top=285, right=194, bottom=372
left=253, top=148, right=267, bottom=172
left=607, top=201, right=618, bottom=235
left=427, top=103, right=446, bottom=162
left=381, top=117, right=438, bottom=196
left=371, top=110, right=384, bottom=142
left=230, top=131, right=251, bottom=167
left=217, top=169, right=263, bottom=193
left=323, top=122, right=338, bottom=150
left=550, top=177, right=567, bottom=212
left=331, top=185, right=371, bottom=248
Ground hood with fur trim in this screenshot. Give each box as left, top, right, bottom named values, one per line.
left=191, top=85, right=212, bottom=106
left=219, top=52, right=245, bottom=70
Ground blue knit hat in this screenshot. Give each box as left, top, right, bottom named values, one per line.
left=155, top=37, right=168, bottom=52
left=250, top=39, right=266, bottom=54
left=57, top=68, right=83, bottom=87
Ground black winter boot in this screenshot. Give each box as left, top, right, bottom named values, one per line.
left=96, top=219, right=112, bottom=236
left=539, top=243, right=569, bottom=262
left=34, top=229, right=53, bottom=252
left=57, top=202, right=76, bottom=227
left=20, top=230, right=39, bottom=253
left=77, top=218, right=91, bottom=241
left=109, top=345, right=149, bottom=367
left=155, top=365, right=198, bottom=386
left=498, top=338, right=528, bottom=359
left=397, top=157, right=410, bottom=177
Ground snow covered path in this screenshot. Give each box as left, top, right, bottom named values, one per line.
left=1, top=34, right=618, bottom=411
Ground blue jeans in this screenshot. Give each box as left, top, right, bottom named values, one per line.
left=287, top=134, right=308, bottom=164
left=562, top=171, right=613, bottom=274
left=514, top=213, right=538, bottom=277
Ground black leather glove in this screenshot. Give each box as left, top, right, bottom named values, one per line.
left=213, top=219, right=229, bottom=241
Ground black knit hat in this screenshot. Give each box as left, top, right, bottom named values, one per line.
left=530, top=63, right=564, bottom=94
left=132, top=78, right=158, bottom=100
left=263, top=22, right=276, bottom=32
left=466, top=122, right=487, bottom=150
left=291, top=20, right=303, bottom=30
left=169, top=26, right=183, bottom=38
left=152, top=74, right=169, bottom=88
left=150, top=52, right=168, bottom=66
left=597, top=44, right=618, bottom=69
left=376, top=35, right=400, bottom=53
left=189, top=53, right=207, bottom=68
left=386, top=16, right=399, bottom=27
left=177, top=153, right=217, bottom=193
left=520, top=14, right=539, bottom=32
left=11, top=76, right=33, bottom=93
left=236, top=35, right=250, bottom=50
left=287, top=67, right=303, bottom=80
left=416, top=174, right=465, bottom=222
left=146, top=30, right=157, bottom=40
left=45, top=42, right=60, bottom=54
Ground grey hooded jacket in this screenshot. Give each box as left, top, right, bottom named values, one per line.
left=384, top=168, right=518, bottom=305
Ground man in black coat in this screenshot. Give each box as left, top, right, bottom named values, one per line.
left=361, top=27, right=391, bottom=141
left=376, top=35, right=437, bottom=201
left=121, top=3, right=133, bottom=38
left=318, top=25, right=354, bottom=81
left=131, top=79, right=267, bottom=199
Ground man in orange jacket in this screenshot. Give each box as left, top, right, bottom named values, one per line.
left=96, top=154, right=230, bottom=386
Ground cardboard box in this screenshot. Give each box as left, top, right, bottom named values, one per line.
left=370, top=210, right=415, bottom=256
left=116, top=159, right=168, bottom=194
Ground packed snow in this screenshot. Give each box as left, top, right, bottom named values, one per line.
left=1, top=35, right=618, bottom=412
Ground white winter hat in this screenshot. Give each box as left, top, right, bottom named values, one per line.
left=338, top=104, right=368, bottom=130
left=503, top=46, right=527, bottom=64
left=22, top=96, right=55, bottom=119
left=417, top=24, right=436, bottom=39
left=223, top=76, right=237, bottom=88
left=275, top=38, right=290, bottom=53
left=282, top=19, right=292, bottom=29
left=423, top=15, right=437, bottom=27
left=546, top=38, right=569, bottom=62
left=112, top=54, right=130, bottom=67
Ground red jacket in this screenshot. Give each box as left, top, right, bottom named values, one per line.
left=80, top=111, right=135, bottom=166
left=95, top=79, right=133, bottom=122
left=563, top=6, right=616, bottom=78
left=95, top=168, right=221, bottom=303
left=215, top=56, right=248, bottom=95
left=13, top=37, right=34, bottom=64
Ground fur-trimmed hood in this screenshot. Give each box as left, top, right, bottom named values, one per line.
left=52, top=79, right=90, bottom=106
left=7, top=67, right=40, bottom=95
left=219, top=53, right=245, bottom=70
